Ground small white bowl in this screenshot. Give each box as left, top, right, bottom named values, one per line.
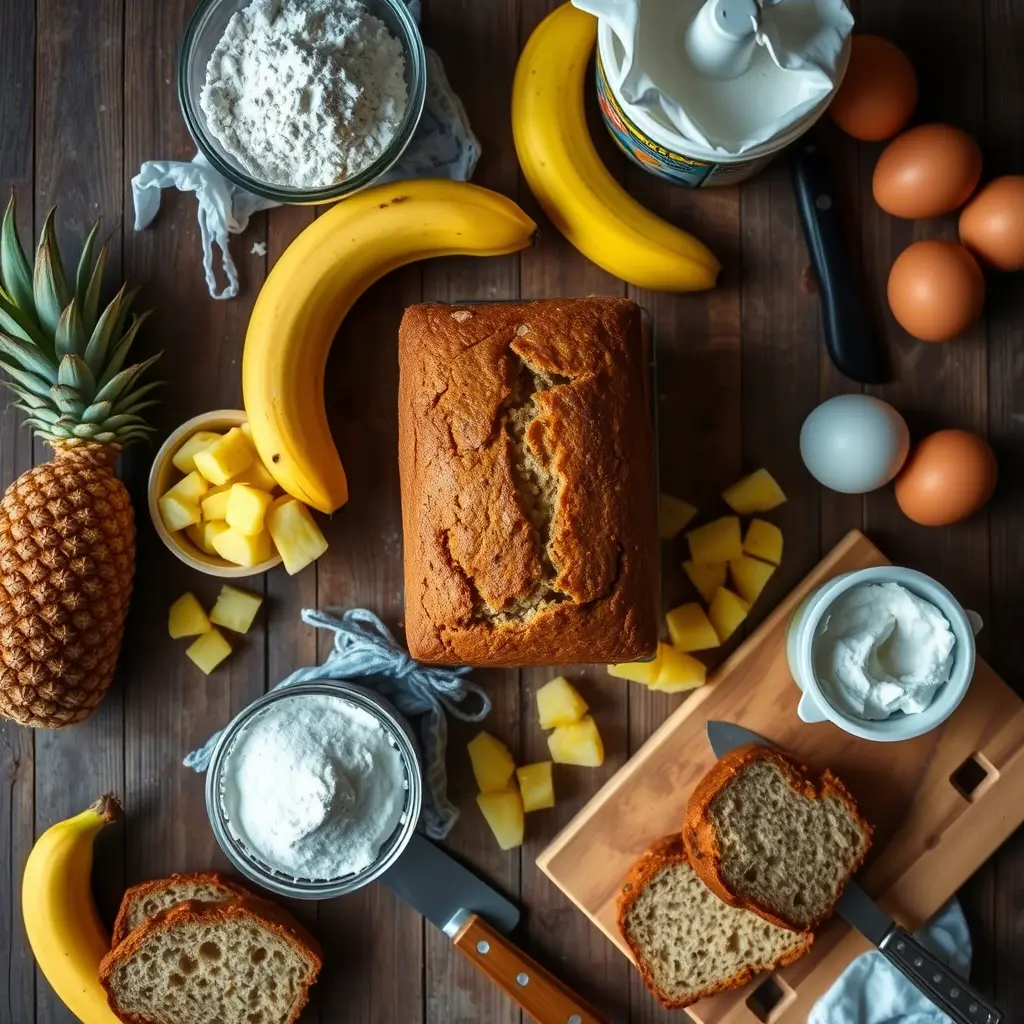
left=147, top=409, right=283, bottom=578
left=786, top=566, right=977, bottom=742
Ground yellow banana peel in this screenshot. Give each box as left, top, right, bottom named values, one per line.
left=22, top=795, right=122, bottom=1023
left=243, top=179, right=537, bottom=514
left=513, top=3, right=721, bottom=291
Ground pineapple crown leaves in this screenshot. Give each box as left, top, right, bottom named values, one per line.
left=0, top=194, right=163, bottom=447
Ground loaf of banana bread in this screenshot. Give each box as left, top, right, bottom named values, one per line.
left=398, top=297, right=659, bottom=666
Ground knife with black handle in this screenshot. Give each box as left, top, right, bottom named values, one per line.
left=705, top=720, right=1002, bottom=1024
left=789, top=139, right=889, bottom=385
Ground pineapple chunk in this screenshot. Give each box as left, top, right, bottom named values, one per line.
left=210, top=526, right=274, bottom=568
left=266, top=498, right=328, bottom=575
left=163, top=470, right=210, bottom=505
left=666, top=603, right=720, bottom=652
left=209, top=585, right=263, bottom=634
left=651, top=644, right=707, bottom=692
left=743, top=519, right=783, bottom=565
left=198, top=520, right=230, bottom=556
left=683, top=560, right=727, bottom=604
left=659, top=493, right=698, bottom=540
left=686, top=516, right=742, bottom=565
left=226, top=484, right=274, bottom=536
left=607, top=652, right=662, bottom=685
left=201, top=485, right=232, bottom=522
left=723, top=468, right=787, bottom=515
left=547, top=715, right=604, bottom=767
left=193, top=427, right=256, bottom=486
left=729, top=555, right=776, bottom=605
left=159, top=493, right=202, bottom=532
left=708, top=587, right=750, bottom=643
left=172, top=431, right=221, bottom=474
left=233, top=459, right=279, bottom=493
left=536, top=677, right=588, bottom=729
left=185, top=628, right=232, bottom=675
left=185, top=522, right=208, bottom=554
left=467, top=731, right=516, bottom=794
left=476, top=790, right=524, bottom=851
left=168, top=592, right=211, bottom=639
left=516, top=762, right=555, bottom=812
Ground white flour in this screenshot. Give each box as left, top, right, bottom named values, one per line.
left=221, top=693, right=407, bottom=879
left=200, top=0, right=408, bottom=188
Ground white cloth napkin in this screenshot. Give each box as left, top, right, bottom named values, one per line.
left=573, top=0, right=853, bottom=155
left=132, top=44, right=480, bottom=300
left=812, top=899, right=972, bottom=1024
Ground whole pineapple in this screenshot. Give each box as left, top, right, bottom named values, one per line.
left=0, top=197, right=160, bottom=727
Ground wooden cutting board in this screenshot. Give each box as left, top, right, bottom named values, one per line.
left=537, top=531, right=1024, bottom=1023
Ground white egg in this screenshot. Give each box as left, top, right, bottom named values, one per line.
left=800, top=395, right=910, bottom=494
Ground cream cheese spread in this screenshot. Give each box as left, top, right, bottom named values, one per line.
left=814, top=582, right=955, bottom=721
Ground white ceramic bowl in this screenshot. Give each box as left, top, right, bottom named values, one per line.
left=786, top=566, right=977, bottom=742
left=147, top=409, right=283, bottom=577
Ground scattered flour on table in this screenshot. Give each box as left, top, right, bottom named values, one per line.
left=200, top=0, right=408, bottom=188
left=221, top=693, right=407, bottom=879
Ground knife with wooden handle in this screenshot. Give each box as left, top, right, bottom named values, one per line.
left=705, top=720, right=1002, bottom=1024
left=382, top=833, right=610, bottom=1024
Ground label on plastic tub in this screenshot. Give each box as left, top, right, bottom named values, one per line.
left=595, top=54, right=772, bottom=188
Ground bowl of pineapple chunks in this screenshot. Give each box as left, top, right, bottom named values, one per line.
left=148, top=410, right=329, bottom=578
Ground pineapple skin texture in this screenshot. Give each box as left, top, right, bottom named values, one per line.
left=0, top=444, right=134, bottom=727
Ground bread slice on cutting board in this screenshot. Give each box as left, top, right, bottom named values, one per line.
left=99, top=896, right=321, bottom=1024
left=111, top=872, right=251, bottom=947
left=617, top=834, right=812, bottom=1009
left=683, top=743, right=873, bottom=931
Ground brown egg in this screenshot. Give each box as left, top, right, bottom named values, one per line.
left=830, top=35, right=918, bottom=141
left=895, top=429, right=997, bottom=526
left=887, top=241, right=984, bottom=342
left=873, top=125, right=982, bottom=218
left=958, top=175, right=1024, bottom=271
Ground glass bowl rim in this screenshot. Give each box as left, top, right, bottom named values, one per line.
left=177, top=0, right=428, bottom=204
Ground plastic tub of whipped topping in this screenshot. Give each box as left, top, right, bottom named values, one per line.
left=591, top=0, right=851, bottom=187
left=786, top=567, right=978, bottom=743
left=205, top=680, right=422, bottom=899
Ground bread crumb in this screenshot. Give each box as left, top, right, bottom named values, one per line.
left=516, top=324, right=529, bottom=336
left=251, top=241, right=267, bottom=256
left=450, top=310, right=472, bottom=322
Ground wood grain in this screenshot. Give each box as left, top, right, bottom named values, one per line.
left=537, top=532, right=1024, bottom=1022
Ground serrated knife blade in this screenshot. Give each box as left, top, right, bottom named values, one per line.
left=703, top=721, right=1001, bottom=1023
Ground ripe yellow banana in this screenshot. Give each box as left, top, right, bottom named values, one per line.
left=22, top=795, right=122, bottom=1023
left=243, top=179, right=537, bottom=514
left=513, top=4, right=720, bottom=292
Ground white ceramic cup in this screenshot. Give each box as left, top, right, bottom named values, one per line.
left=786, top=566, right=979, bottom=742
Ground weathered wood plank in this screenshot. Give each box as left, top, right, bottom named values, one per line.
left=33, top=1, right=126, bottom=1020
left=0, top=3, right=37, bottom=1020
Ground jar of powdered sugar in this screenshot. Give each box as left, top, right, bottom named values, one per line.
left=205, top=680, right=422, bottom=898
left=178, top=0, right=427, bottom=204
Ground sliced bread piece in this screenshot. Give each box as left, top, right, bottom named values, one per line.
left=99, top=896, right=322, bottom=1024
left=111, top=872, right=251, bottom=947
left=683, top=743, right=872, bottom=931
left=618, top=834, right=812, bottom=1009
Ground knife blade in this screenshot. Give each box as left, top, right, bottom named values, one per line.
left=704, top=721, right=1002, bottom=1024
left=382, top=833, right=611, bottom=1024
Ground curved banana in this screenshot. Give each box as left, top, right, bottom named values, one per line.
left=22, top=795, right=122, bottom=1023
left=513, top=4, right=720, bottom=291
left=243, top=179, right=537, bottom=514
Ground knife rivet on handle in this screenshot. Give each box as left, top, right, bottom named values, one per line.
left=568, top=1016, right=582, bottom=1024
left=516, top=972, right=530, bottom=986
left=477, top=940, right=490, bottom=955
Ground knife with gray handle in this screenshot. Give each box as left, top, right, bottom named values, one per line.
left=705, top=720, right=1002, bottom=1024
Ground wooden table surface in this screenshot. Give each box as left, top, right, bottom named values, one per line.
left=1, top=1, right=1022, bottom=1022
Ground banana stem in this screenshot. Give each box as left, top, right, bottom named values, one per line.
left=89, top=794, right=122, bottom=824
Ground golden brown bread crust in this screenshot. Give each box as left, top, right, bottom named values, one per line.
left=617, top=833, right=812, bottom=1009
left=99, top=896, right=322, bottom=1024
left=110, top=872, right=251, bottom=947
left=682, top=743, right=873, bottom=930
left=398, top=298, right=659, bottom=666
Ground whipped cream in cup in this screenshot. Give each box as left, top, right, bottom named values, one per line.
left=786, top=566, right=978, bottom=742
